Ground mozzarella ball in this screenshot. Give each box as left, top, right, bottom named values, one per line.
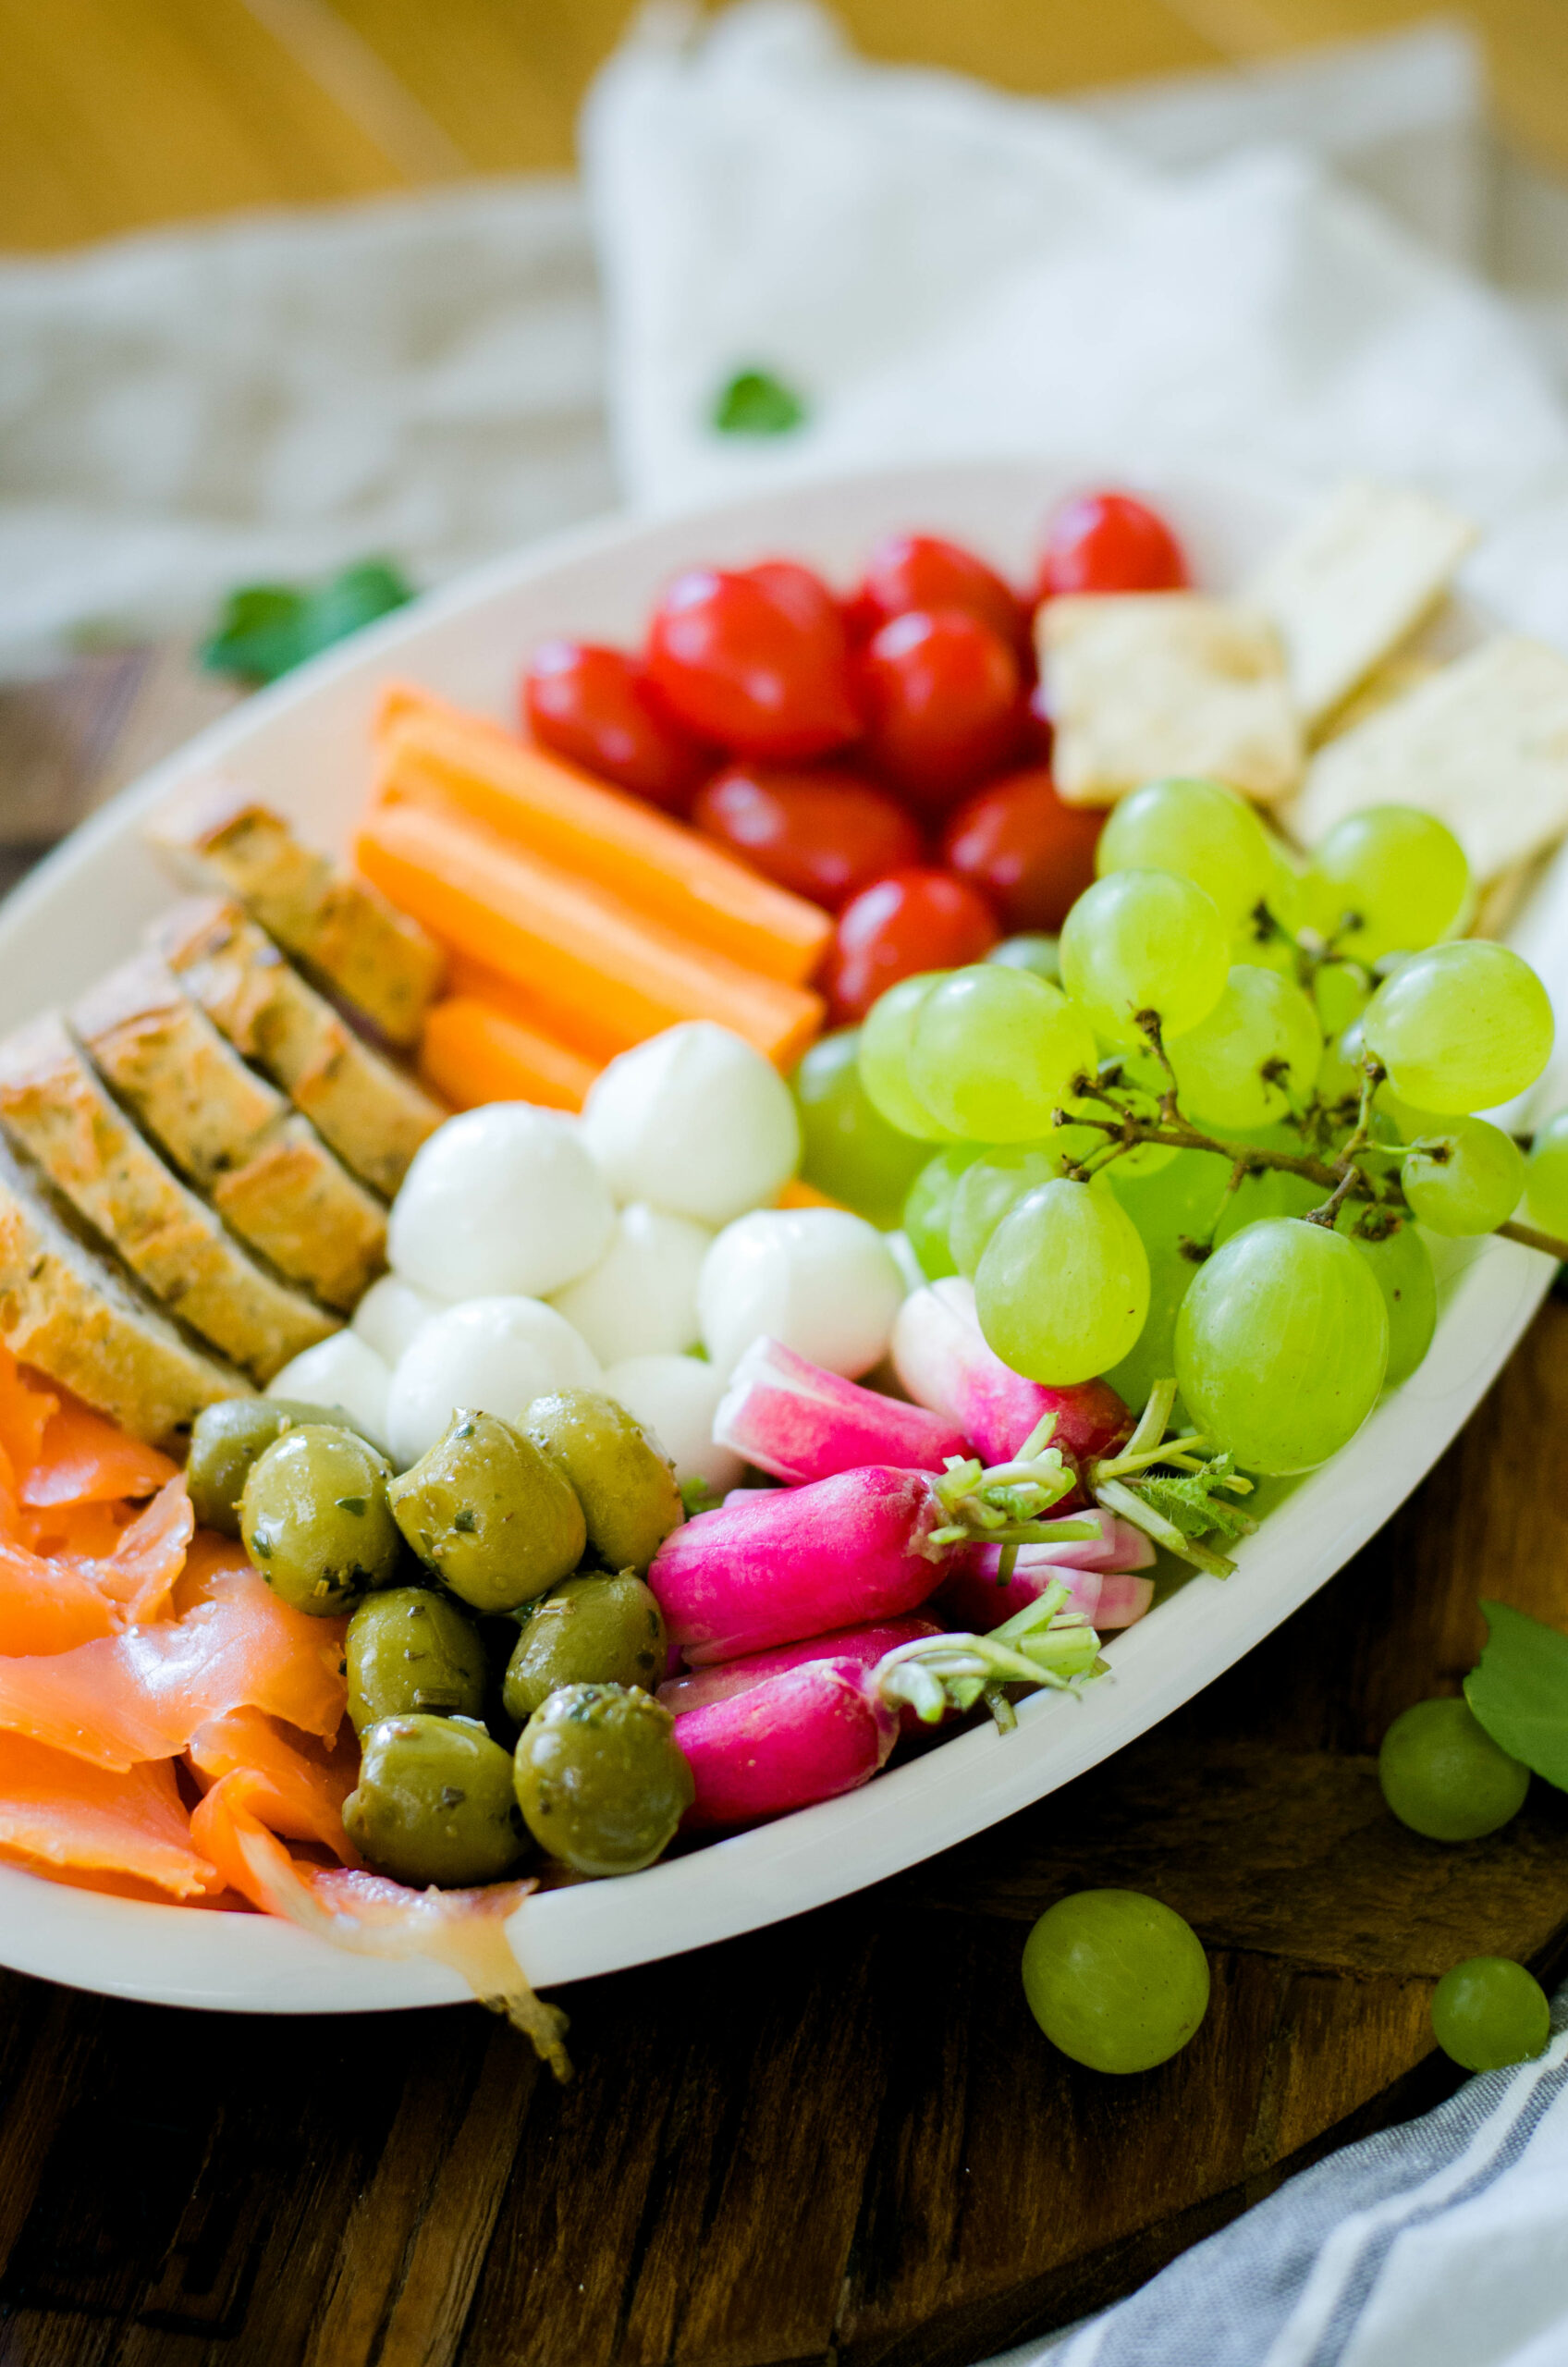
left=580, top=1022, right=800, bottom=1225
left=267, top=1331, right=390, bottom=1449
left=697, top=1207, right=907, bottom=1380
left=604, top=1354, right=741, bottom=1493
left=549, top=1202, right=712, bottom=1367
left=387, top=1104, right=614, bottom=1301
left=386, top=1295, right=600, bottom=1469
left=352, top=1274, right=445, bottom=1367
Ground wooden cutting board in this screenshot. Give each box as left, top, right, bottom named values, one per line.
left=1, top=654, right=1566, bottom=2367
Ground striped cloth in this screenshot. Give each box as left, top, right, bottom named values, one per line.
left=1000, top=1984, right=1568, bottom=2367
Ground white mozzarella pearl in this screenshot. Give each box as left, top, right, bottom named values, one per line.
left=386, top=1295, right=600, bottom=1469
left=580, top=1022, right=800, bottom=1225
left=351, top=1274, right=446, bottom=1367
left=603, top=1354, right=741, bottom=1492
left=267, top=1331, right=391, bottom=1447
left=387, top=1104, right=614, bottom=1302
left=549, top=1202, right=711, bottom=1367
left=697, top=1207, right=907, bottom=1380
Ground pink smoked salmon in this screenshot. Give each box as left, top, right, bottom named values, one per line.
left=0, top=1564, right=346, bottom=1770
left=20, top=1392, right=177, bottom=1508
left=0, top=1731, right=215, bottom=1899
left=188, top=1708, right=359, bottom=1864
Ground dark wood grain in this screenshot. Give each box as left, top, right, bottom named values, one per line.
left=1, top=655, right=1565, bottom=2367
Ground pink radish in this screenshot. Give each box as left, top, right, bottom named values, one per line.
left=658, top=1614, right=942, bottom=1718
left=952, top=1511, right=1154, bottom=1578
left=937, top=1560, right=1154, bottom=1633
left=677, top=1658, right=900, bottom=1827
left=714, top=1336, right=971, bottom=1486
left=890, top=1277, right=1133, bottom=1467
left=648, top=1453, right=1094, bottom=1665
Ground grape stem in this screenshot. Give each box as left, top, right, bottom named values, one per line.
left=1303, top=1061, right=1382, bottom=1229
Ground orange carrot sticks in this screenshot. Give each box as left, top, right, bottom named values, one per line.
left=356, top=799, right=823, bottom=1071
left=372, top=687, right=832, bottom=987
left=420, top=997, right=598, bottom=1114
left=441, top=947, right=632, bottom=1062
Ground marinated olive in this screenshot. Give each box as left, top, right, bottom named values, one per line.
left=524, top=1390, right=682, bottom=1576
left=189, top=1397, right=351, bottom=1537
left=503, top=1572, right=668, bottom=1723
left=513, top=1683, right=692, bottom=1877
left=387, top=1408, right=585, bottom=1613
left=239, top=1423, right=400, bottom=1613
left=344, top=1713, right=525, bottom=1886
left=346, top=1586, right=487, bottom=1735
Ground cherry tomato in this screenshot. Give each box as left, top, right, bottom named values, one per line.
left=940, top=767, right=1103, bottom=935
left=858, top=607, right=1024, bottom=813
left=522, top=640, right=709, bottom=812
left=851, top=533, right=1029, bottom=662
left=1036, top=491, right=1190, bottom=598
left=693, top=763, right=923, bottom=912
left=825, top=868, right=999, bottom=1024
left=645, top=560, right=860, bottom=758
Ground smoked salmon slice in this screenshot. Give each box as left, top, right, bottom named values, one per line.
left=79, top=1476, right=194, bottom=1623
left=188, top=1707, right=359, bottom=1864
left=0, top=1349, right=55, bottom=1485
left=0, top=1564, right=346, bottom=1770
left=191, top=1770, right=569, bottom=2078
left=20, top=1392, right=178, bottom=1509
left=0, top=1731, right=216, bottom=1899
left=0, top=1530, right=119, bottom=1656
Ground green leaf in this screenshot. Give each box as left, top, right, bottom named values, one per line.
left=1464, top=1600, right=1568, bottom=1791
left=1130, top=1453, right=1256, bottom=1544
left=711, top=368, right=807, bottom=436
left=201, top=558, right=414, bottom=683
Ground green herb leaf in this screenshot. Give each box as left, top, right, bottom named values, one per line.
left=201, top=559, right=414, bottom=683
left=1129, top=1453, right=1256, bottom=1544
left=712, top=368, right=806, bottom=437
left=1464, top=1600, right=1568, bottom=1791
left=451, top=1508, right=477, bottom=1534
left=680, top=1476, right=722, bottom=1519
left=334, top=1495, right=368, bottom=1517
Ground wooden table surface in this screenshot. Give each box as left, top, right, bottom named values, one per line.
left=1, top=656, right=1567, bottom=2366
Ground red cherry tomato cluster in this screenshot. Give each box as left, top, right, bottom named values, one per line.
left=519, top=492, right=1189, bottom=1022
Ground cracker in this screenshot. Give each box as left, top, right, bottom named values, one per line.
left=1039, top=594, right=1302, bottom=806
left=1285, top=635, right=1568, bottom=882
left=1246, top=480, right=1476, bottom=729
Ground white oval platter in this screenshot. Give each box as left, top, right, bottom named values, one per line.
left=1, top=459, right=1564, bottom=2017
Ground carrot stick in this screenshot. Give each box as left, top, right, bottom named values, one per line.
left=372, top=692, right=832, bottom=987
left=439, top=946, right=633, bottom=1063
left=355, top=800, right=824, bottom=1070
left=777, top=1177, right=850, bottom=1211
left=421, top=997, right=597, bottom=1113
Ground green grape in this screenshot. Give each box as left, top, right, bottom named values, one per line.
left=1363, top=941, right=1555, bottom=1115
left=792, top=1029, right=932, bottom=1225
left=974, top=1179, right=1150, bottom=1385
left=857, top=973, right=959, bottom=1141
left=1340, top=1213, right=1437, bottom=1386
left=987, top=933, right=1061, bottom=984
left=1316, top=1020, right=1368, bottom=1113
left=1378, top=1697, right=1529, bottom=1842
left=1174, top=1218, right=1390, bottom=1473
left=1059, top=871, right=1229, bottom=1049
left=1022, top=1889, right=1210, bottom=2074
left=1104, top=1149, right=1231, bottom=1408
left=1431, top=1956, right=1551, bottom=2073
left=1073, top=1052, right=1176, bottom=1181
left=1095, top=776, right=1273, bottom=929
left=1403, top=1118, right=1525, bottom=1236
left=949, top=1143, right=1093, bottom=1277
left=902, top=1145, right=986, bottom=1281
left=1208, top=1126, right=1324, bottom=1247
left=1315, top=960, right=1373, bottom=1042
left=1523, top=1110, right=1568, bottom=1237
left=909, top=965, right=1097, bottom=1143
left=1303, top=805, right=1470, bottom=964
left=1168, top=964, right=1322, bottom=1130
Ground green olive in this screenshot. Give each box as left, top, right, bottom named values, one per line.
left=239, top=1424, right=400, bottom=1613
left=503, top=1572, right=667, bottom=1723
left=188, top=1397, right=356, bottom=1538
left=513, top=1683, right=692, bottom=1877
left=387, top=1408, right=585, bottom=1614
left=524, top=1390, right=682, bottom=1576
left=344, top=1713, right=524, bottom=1886
left=346, top=1586, right=487, bottom=1735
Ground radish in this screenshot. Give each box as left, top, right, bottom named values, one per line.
left=658, top=1614, right=942, bottom=1716
left=648, top=1442, right=1096, bottom=1665
left=890, top=1277, right=1133, bottom=1467
left=937, top=1557, right=1154, bottom=1634
left=674, top=1583, right=1104, bottom=1825
left=713, top=1336, right=971, bottom=1486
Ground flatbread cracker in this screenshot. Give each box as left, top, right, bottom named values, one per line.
left=1286, top=635, right=1568, bottom=882
left=1246, top=480, right=1476, bottom=730
left=1039, top=594, right=1301, bottom=807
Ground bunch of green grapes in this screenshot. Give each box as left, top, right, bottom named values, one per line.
left=859, top=778, right=1562, bottom=1478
